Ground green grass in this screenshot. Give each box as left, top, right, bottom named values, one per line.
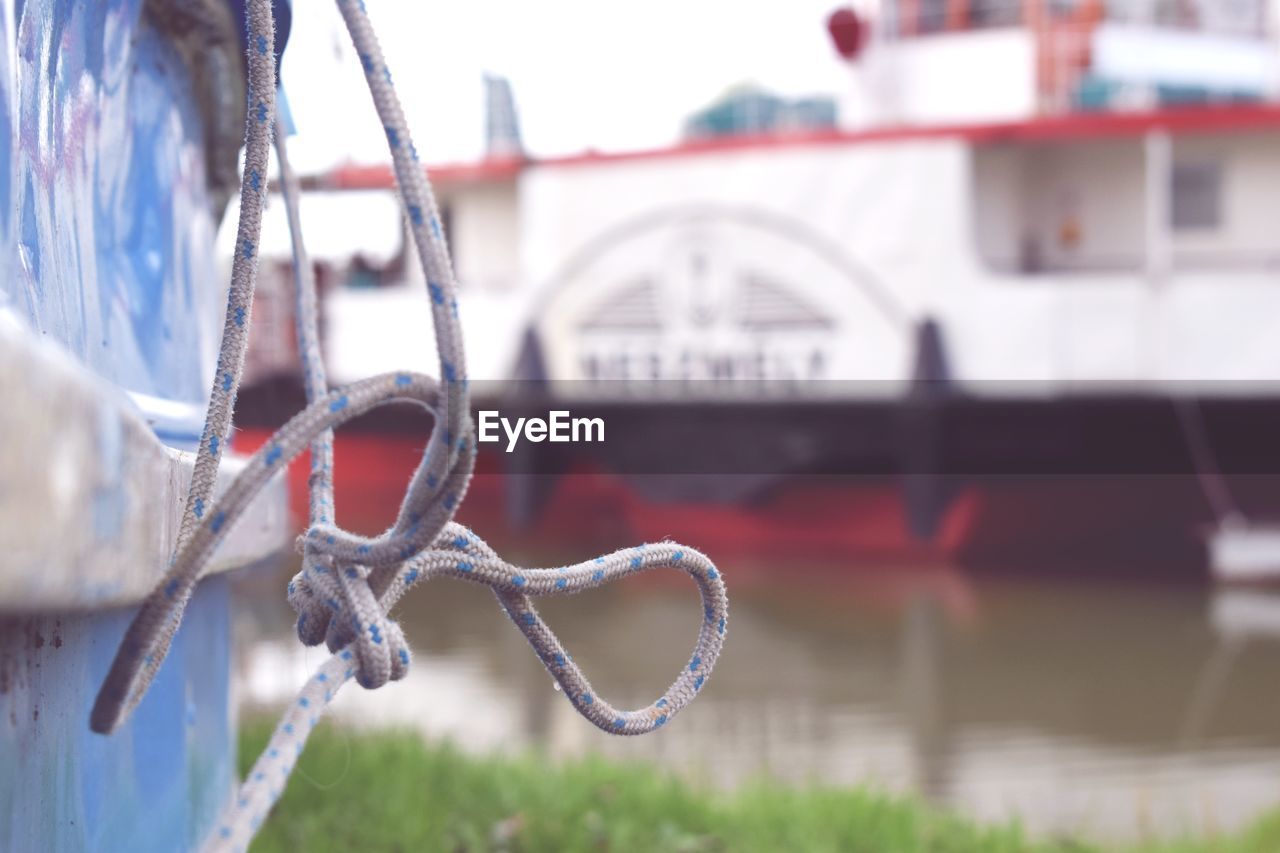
left=238, top=721, right=1280, bottom=853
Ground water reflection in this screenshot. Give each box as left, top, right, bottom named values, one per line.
left=233, top=561, right=1280, bottom=843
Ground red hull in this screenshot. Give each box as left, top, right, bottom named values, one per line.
left=234, top=429, right=1224, bottom=574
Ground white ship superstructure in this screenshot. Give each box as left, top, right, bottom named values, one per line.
left=241, top=0, right=1280, bottom=405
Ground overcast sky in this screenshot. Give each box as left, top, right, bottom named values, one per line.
left=279, top=1, right=861, bottom=173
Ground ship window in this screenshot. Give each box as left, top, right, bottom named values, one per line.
left=970, top=0, right=1021, bottom=26
left=1170, top=161, right=1222, bottom=231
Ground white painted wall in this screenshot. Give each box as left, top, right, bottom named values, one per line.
left=849, top=28, right=1038, bottom=127
left=977, top=140, right=1149, bottom=273
left=222, top=190, right=404, bottom=263
left=317, top=131, right=1280, bottom=392
left=974, top=132, right=1280, bottom=272
left=521, top=132, right=1280, bottom=392
left=971, top=145, right=1028, bottom=271
left=969, top=132, right=1280, bottom=388
left=440, top=181, right=521, bottom=290
left=1093, top=24, right=1278, bottom=95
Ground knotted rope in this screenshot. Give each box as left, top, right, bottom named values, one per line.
left=89, top=1, right=728, bottom=850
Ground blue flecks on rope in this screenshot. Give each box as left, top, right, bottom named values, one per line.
left=89, top=1, right=727, bottom=851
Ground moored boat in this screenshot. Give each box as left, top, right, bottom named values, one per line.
left=233, top=1, right=1280, bottom=565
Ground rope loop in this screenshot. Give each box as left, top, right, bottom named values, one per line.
left=90, top=372, right=445, bottom=734
left=424, top=533, right=728, bottom=734
left=287, top=519, right=730, bottom=729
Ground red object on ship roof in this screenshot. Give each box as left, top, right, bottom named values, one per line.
left=826, top=7, right=867, bottom=61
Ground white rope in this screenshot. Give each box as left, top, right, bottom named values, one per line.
left=89, top=2, right=728, bottom=850
left=89, top=0, right=279, bottom=736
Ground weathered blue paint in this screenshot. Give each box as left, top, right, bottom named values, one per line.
left=0, top=1, right=293, bottom=849
left=0, top=576, right=234, bottom=851
left=0, top=0, right=227, bottom=444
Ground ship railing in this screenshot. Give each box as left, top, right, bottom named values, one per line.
left=878, top=0, right=1270, bottom=41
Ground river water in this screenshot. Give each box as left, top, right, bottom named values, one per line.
left=233, top=558, right=1280, bottom=844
